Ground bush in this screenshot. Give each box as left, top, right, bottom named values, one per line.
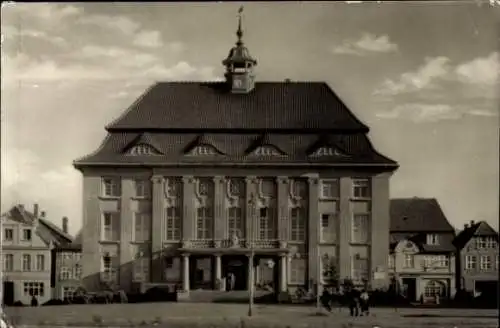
left=369, top=289, right=411, bottom=307
left=42, top=299, right=64, bottom=306
left=12, top=301, right=25, bottom=307
left=143, top=286, right=177, bottom=302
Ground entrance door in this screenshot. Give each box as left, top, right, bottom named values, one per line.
left=223, top=255, right=248, bottom=291
left=3, top=281, right=14, bottom=306
left=402, top=278, right=417, bottom=302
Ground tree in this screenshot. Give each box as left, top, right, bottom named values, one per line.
left=321, top=254, right=340, bottom=289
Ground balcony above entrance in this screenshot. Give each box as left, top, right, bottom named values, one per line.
left=178, top=239, right=290, bottom=255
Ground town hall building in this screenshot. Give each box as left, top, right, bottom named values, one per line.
left=73, top=13, right=398, bottom=298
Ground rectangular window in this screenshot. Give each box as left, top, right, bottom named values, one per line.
left=351, top=214, right=369, bottom=244
left=102, top=212, right=120, bottom=241
left=476, top=237, right=487, bottom=249
left=465, top=255, right=477, bottom=270
left=62, top=286, right=76, bottom=300
left=352, top=256, right=369, bottom=282
left=102, top=177, right=120, bottom=197
left=480, top=255, right=491, bottom=270
left=165, top=207, right=181, bottom=241
left=352, top=178, right=370, bottom=199
left=388, top=254, right=395, bottom=269
left=23, top=282, right=44, bottom=297
left=289, top=259, right=306, bottom=284
left=196, top=207, right=213, bottom=239
left=60, top=267, right=71, bottom=280
left=134, top=179, right=151, bottom=198
left=101, top=255, right=119, bottom=282
left=36, top=254, right=45, bottom=271
left=290, top=207, right=306, bottom=242
left=134, top=212, right=151, bottom=242
left=258, top=207, right=275, bottom=240
left=22, top=229, right=32, bottom=241
left=74, top=264, right=82, bottom=279
left=404, top=254, right=414, bottom=268
left=133, top=257, right=150, bottom=282
left=426, top=234, right=439, bottom=245
left=228, top=207, right=244, bottom=238
left=320, top=179, right=339, bottom=199
left=424, top=255, right=449, bottom=268
left=22, top=254, right=31, bottom=271
left=3, top=254, right=13, bottom=271
left=3, top=228, right=13, bottom=241
left=320, top=213, right=338, bottom=243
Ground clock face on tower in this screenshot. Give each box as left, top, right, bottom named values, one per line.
left=233, top=77, right=243, bottom=88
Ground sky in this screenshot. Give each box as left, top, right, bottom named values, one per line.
left=1, top=2, right=499, bottom=236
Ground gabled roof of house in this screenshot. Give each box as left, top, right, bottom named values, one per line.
left=390, top=198, right=455, bottom=232
left=453, top=221, right=499, bottom=249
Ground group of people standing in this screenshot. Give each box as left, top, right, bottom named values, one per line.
left=320, top=286, right=371, bottom=317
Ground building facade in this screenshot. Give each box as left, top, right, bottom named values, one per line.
left=73, top=16, right=398, bottom=297
left=453, top=220, right=499, bottom=297
left=389, top=198, right=456, bottom=304
left=1, top=204, right=72, bottom=305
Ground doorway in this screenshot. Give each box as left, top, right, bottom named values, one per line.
left=3, top=281, right=14, bottom=306
left=222, top=255, right=248, bottom=291
left=402, top=277, right=417, bottom=302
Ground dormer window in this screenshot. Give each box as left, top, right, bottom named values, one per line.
left=426, top=234, right=439, bottom=245
left=187, top=145, right=220, bottom=156
left=252, top=145, right=283, bottom=156
left=22, top=229, right=32, bottom=241
left=310, top=146, right=348, bottom=157
left=127, top=143, right=160, bottom=156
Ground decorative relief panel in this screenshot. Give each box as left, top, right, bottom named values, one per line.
left=194, top=177, right=214, bottom=207
left=289, top=179, right=308, bottom=208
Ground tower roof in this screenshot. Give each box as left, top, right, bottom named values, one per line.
left=222, top=6, right=257, bottom=66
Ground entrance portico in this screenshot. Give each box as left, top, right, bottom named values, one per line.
left=178, top=239, right=289, bottom=293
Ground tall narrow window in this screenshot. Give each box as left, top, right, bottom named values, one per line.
left=228, top=207, right=243, bottom=238
left=133, top=256, right=150, bottom=282
left=320, top=179, right=339, bottom=199
left=101, top=254, right=118, bottom=282
left=404, top=254, right=414, bottom=268
left=465, top=255, right=477, bottom=270
left=36, top=254, right=45, bottom=271
left=22, top=229, right=32, bottom=241
left=165, top=207, right=181, bottom=241
left=320, top=213, right=338, bottom=243
left=102, top=177, right=120, bottom=197
left=3, top=254, right=13, bottom=271
left=290, top=208, right=306, bottom=242
left=22, top=254, right=31, bottom=271
left=134, top=179, right=151, bottom=198
left=351, top=214, right=369, bottom=244
left=480, top=255, right=491, bottom=270
left=102, top=212, right=120, bottom=241
left=289, top=259, right=306, bottom=284
left=258, top=207, right=274, bottom=240
left=426, top=234, right=439, bottom=245
left=134, top=213, right=151, bottom=242
left=196, top=207, right=213, bottom=239
left=352, top=179, right=370, bottom=199
left=352, top=256, right=369, bottom=282
left=3, top=229, right=13, bottom=241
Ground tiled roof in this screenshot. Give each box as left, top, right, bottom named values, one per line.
left=105, top=82, right=370, bottom=131
left=122, top=132, right=163, bottom=154
left=74, top=132, right=397, bottom=167
left=453, top=221, right=499, bottom=249
left=389, top=232, right=456, bottom=253
left=390, top=198, right=455, bottom=232
left=5, top=205, right=36, bottom=224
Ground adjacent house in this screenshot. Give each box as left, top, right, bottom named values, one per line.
left=51, top=218, right=83, bottom=300
left=388, top=198, right=456, bottom=304
left=1, top=204, right=73, bottom=305
left=72, top=12, right=399, bottom=298
left=453, top=220, right=499, bottom=298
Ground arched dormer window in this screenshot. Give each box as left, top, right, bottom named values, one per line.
left=187, top=144, right=221, bottom=156
left=252, top=145, right=283, bottom=156
left=127, top=143, right=161, bottom=156
left=309, top=146, right=348, bottom=157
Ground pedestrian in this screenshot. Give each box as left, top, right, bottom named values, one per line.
left=348, top=288, right=360, bottom=317
left=360, top=289, right=370, bottom=316
left=30, top=294, right=38, bottom=307
left=320, top=288, right=332, bottom=312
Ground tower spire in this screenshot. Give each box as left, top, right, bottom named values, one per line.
left=236, top=6, right=244, bottom=45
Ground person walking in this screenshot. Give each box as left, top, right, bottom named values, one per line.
left=320, top=288, right=332, bottom=312
left=348, top=288, right=360, bottom=317
left=360, top=289, right=370, bottom=316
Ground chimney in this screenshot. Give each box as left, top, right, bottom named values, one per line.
left=470, top=220, right=475, bottom=226
left=62, top=217, right=68, bottom=234
left=40, top=211, right=46, bottom=218
left=464, top=223, right=468, bottom=229
left=284, top=78, right=291, bottom=83
left=33, top=203, right=39, bottom=218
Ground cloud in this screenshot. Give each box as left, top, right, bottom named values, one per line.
left=133, top=30, right=163, bottom=48
left=455, top=52, right=500, bottom=85
left=332, top=33, right=398, bottom=56
left=376, top=103, right=498, bottom=122
left=77, top=14, right=141, bottom=36
left=373, top=57, right=451, bottom=96
left=1, top=24, right=68, bottom=47
left=2, top=3, right=83, bottom=28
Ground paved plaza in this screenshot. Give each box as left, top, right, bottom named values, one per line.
left=4, top=303, right=499, bottom=328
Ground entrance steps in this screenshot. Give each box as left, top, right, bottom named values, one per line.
left=179, top=290, right=275, bottom=303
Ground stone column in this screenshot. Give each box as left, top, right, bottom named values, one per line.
left=182, top=176, right=194, bottom=241
left=247, top=255, right=254, bottom=290
left=151, top=175, right=165, bottom=283
left=213, top=177, right=225, bottom=243
left=280, top=255, right=287, bottom=292
left=339, top=177, right=352, bottom=282
left=277, top=177, right=289, bottom=242
left=214, top=254, right=223, bottom=290
left=182, top=254, right=190, bottom=292
left=307, top=176, right=319, bottom=287
left=245, top=176, right=257, bottom=247
left=119, top=178, right=134, bottom=291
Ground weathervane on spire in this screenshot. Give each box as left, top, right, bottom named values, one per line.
left=236, top=6, right=244, bottom=44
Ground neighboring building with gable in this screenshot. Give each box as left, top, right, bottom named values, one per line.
left=453, top=220, right=498, bottom=297
left=1, top=204, right=73, bottom=305
left=389, top=198, right=456, bottom=303
left=73, top=12, right=398, bottom=298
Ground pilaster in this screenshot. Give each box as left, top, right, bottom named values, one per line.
left=213, top=176, right=225, bottom=241
left=182, top=176, right=195, bottom=240
left=339, top=177, right=352, bottom=281
left=277, top=176, right=289, bottom=241
left=119, top=178, right=134, bottom=291
left=245, top=176, right=257, bottom=245
left=151, top=175, right=165, bottom=283
left=307, top=176, right=319, bottom=285
left=215, top=254, right=223, bottom=290
left=280, top=255, right=287, bottom=291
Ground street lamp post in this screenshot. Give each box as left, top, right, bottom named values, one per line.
left=248, top=193, right=256, bottom=317
left=316, top=251, right=321, bottom=311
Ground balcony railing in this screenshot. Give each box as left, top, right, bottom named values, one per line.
left=181, top=239, right=283, bottom=249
